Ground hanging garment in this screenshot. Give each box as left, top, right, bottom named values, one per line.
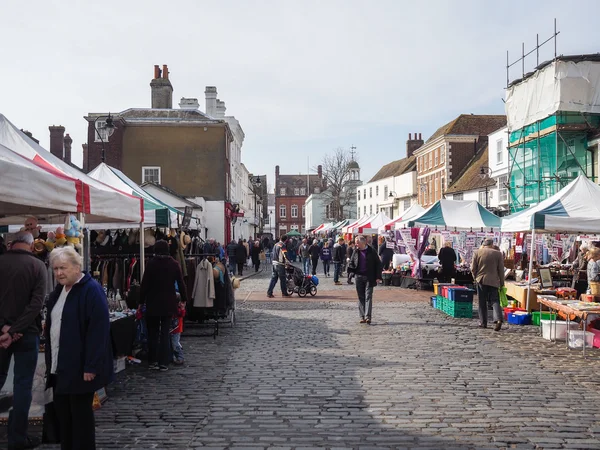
left=191, top=258, right=215, bottom=307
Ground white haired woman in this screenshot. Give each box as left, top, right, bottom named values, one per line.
left=45, top=247, right=113, bottom=450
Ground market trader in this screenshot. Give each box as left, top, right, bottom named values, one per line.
left=267, top=235, right=291, bottom=298
left=0, top=231, right=47, bottom=450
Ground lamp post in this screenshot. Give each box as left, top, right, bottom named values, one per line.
left=252, top=176, right=262, bottom=240
left=94, top=113, right=116, bottom=164
left=479, top=166, right=493, bottom=209
left=388, top=191, right=397, bottom=219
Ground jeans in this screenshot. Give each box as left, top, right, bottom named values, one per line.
left=322, top=260, right=330, bottom=275
left=311, top=257, right=319, bottom=275
left=228, top=260, right=236, bottom=275
left=333, top=262, right=342, bottom=282
left=147, top=315, right=171, bottom=367
left=171, top=332, right=184, bottom=362
left=53, top=390, right=95, bottom=450
left=355, top=275, right=374, bottom=319
left=303, top=257, right=311, bottom=275
left=0, top=332, right=39, bottom=447
left=267, top=265, right=287, bottom=295
left=477, top=283, right=502, bottom=325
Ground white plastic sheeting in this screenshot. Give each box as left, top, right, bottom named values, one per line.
left=501, top=175, right=600, bottom=233
left=506, top=60, right=600, bottom=130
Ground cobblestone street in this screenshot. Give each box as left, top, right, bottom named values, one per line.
left=7, top=268, right=600, bottom=449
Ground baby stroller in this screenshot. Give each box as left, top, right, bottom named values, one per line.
left=285, top=265, right=318, bottom=297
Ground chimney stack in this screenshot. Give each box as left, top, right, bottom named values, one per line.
left=406, top=132, right=424, bottom=158
left=49, top=125, right=66, bottom=159
left=150, top=64, right=173, bottom=108
left=317, top=165, right=323, bottom=179
left=205, top=86, right=218, bottom=117
left=64, top=133, right=73, bottom=164
left=179, top=97, right=199, bottom=110
left=215, top=99, right=226, bottom=118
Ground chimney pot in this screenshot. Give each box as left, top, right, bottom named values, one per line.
left=154, top=65, right=160, bottom=79
left=419, top=133, right=422, bottom=140
left=162, top=65, right=169, bottom=79
left=409, top=133, right=412, bottom=140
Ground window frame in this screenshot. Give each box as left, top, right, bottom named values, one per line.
left=142, top=166, right=161, bottom=184
left=294, top=188, right=300, bottom=196
left=291, top=204, right=298, bottom=218
left=454, top=192, right=464, bottom=201
left=302, top=204, right=306, bottom=217
left=279, top=204, right=286, bottom=218
left=280, top=187, right=286, bottom=196
left=496, top=139, right=503, bottom=165
left=94, top=119, right=110, bottom=143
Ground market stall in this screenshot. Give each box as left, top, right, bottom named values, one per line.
left=501, top=175, right=600, bottom=310
left=349, top=211, right=391, bottom=235
left=378, top=204, right=424, bottom=234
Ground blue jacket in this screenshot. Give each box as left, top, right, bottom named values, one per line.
left=45, top=273, right=114, bottom=394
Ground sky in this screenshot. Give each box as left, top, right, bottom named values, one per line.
left=2, top=0, right=600, bottom=189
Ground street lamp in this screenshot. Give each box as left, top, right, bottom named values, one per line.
left=388, top=191, right=397, bottom=219
left=479, top=166, right=493, bottom=209
left=94, top=113, right=116, bottom=163
left=252, top=176, right=262, bottom=239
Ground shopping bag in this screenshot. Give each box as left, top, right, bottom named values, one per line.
left=499, top=286, right=508, bottom=308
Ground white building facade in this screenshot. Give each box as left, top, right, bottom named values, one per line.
left=487, top=126, right=509, bottom=211
left=305, top=192, right=328, bottom=230
left=356, top=170, right=417, bottom=220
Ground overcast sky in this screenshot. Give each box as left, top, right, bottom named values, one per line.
left=2, top=1, right=599, bottom=188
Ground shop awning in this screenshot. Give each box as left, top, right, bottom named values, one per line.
left=0, top=114, right=143, bottom=224
left=501, top=175, right=600, bottom=233
left=404, top=199, right=501, bottom=230
left=88, top=163, right=182, bottom=228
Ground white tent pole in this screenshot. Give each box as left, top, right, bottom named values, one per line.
left=526, top=228, right=536, bottom=310
left=139, top=222, right=145, bottom=278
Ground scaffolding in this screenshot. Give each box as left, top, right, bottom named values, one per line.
left=507, top=112, right=600, bottom=212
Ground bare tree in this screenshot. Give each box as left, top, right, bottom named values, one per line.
left=318, top=147, right=357, bottom=222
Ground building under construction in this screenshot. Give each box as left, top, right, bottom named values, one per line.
left=506, top=54, right=600, bottom=212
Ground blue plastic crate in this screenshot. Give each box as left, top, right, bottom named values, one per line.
left=507, top=312, right=531, bottom=325
left=447, top=287, right=474, bottom=302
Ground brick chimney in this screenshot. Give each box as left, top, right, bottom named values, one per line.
left=49, top=125, right=65, bottom=159
left=406, top=132, right=424, bottom=157
left=150, top=64, right=173, bottom=108
left=205, top=86, right=218, bottom=117
left=317, top=165, right=323, bottom=179
left=82, top=143, right=89, bottom=173
left=63, top=133, right=72, bottom=164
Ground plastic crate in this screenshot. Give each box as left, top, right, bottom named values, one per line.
left=441, top=285, right=461, bottom=298
left=448, top=288, right=474, bottom=302
left=568, top=330, right=595, bottom=349
left=541, top=319, right=572, bottom=341
left=507, top=312, right=531, bottom=325
left=531, top=311, right=557, bottom=326
left=445, top=301, right=473, bottom=318
left=434, top=283, right=454, bottom=295
left=430, top=296, right=437, bottom=308
left=503, top=307, right=526, bottom=320
left=436, top=295, right=443, bottom=310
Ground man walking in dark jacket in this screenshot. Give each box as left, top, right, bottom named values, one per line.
left=333, top=238, right=346, bottom=285
left=0, top=232, right=47, bottom=449
left=347, top=235, right=382, bottom=324
left=308, top=239, right=321, bottom=276
left=226, top=240, right=238, bottom=275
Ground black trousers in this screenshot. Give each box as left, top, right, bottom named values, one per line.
left=147, top=315, right=171, bottom=367
left=53, top=390, right=95, bottom=450
left=237, top=263, right=245, bottom=276
left=311, top=257, right=319, bottom=275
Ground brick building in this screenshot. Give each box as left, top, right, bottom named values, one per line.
left=275, top=165, right=324, bottom=236
left=414, top=114, right=507, bottom=207
left=48, top=125, right=76, bottom=167
left=84, top=65, right=236, bottom=243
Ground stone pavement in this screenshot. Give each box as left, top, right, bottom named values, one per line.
left=3, top=266, right=600, bottom=449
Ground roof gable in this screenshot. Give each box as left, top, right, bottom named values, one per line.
left=426, top=114, right=507, bottom=143
left=369, top=156, right=416, bottom=183
left=444, top=145, right=496, bottom=195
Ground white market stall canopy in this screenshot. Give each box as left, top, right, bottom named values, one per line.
left=351, top=211, right=391, bottom=234
left=0, top=114, right=143, bottom=224
left=501, top=175, right=600, bottom=233
left=342, top=215, right=370, bottom=234
left=403, top=199, right=501, bottom=230
left=381, top=204, right=425, bottom=232
left=88, top=163, right=182, bottom=229
left=313, top=222, right=334, bottom=234
left=0, top=143, right=84, bottom=217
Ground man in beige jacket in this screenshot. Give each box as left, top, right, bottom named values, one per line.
left=471, top=238, right=505, bottom=331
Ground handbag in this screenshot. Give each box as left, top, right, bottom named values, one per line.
left=499, top=286, right=509, bottom=308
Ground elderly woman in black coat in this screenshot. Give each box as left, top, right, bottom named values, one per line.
left=140, top=240, right=187, bottom=371
left=46, top=246, right=113, bottom=450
